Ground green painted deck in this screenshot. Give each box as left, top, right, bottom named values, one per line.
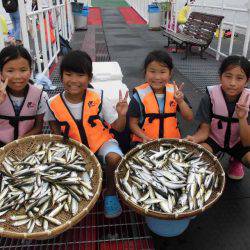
left=91, top=0, right=129, bottom=7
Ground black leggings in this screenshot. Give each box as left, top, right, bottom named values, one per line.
left=205, top=137, right=250, bottom=161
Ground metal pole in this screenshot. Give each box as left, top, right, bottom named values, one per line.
left=68, top=0, right=74, bottom=35
left=19, top=0, right=30, bottom=51
left=174, top=0, right=178, bottom=33
left=0, top=24, right=4, bottom=50
left=243, top=0, right=250, bottom=57
left=37, top=0, right=49, bottom=75
left=215, top=0, right=225, bottom=60
left=228, top=11, right=236, bottom=55
left=216, top=22, right=223, bottom=60
left=62, top=0, right=68, bottom=39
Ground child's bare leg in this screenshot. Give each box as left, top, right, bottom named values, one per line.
left=103, top=152, right=122, bottom=218
left=104, top=152, right=122, bottom=196
left=242, top=152, right=250, bottom=169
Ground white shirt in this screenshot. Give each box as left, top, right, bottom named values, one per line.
left=45, top=92, right=118, bottom=124
left=9, top=91, right=48, bottom=115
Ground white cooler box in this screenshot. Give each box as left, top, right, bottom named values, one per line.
left=91, top=80, right=130, bottom=108
left=91, top=62, right=129, bottom=108
left=92, top=62, right=123, bottom=82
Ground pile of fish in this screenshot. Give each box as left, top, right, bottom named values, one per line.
left=0, top=142, right=94, bottom=233
left=119, top=143, right=221, bottom=215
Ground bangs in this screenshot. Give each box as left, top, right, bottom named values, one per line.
left=62, top=58, right=87, bottom=74
left=60, top=50, right=92, bottom=77
left=224, top=64, right=239, bottom=72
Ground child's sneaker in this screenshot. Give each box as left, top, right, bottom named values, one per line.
left=228, top=157, right=244, bottom=180
left=104, top=195, right=122, bottom=219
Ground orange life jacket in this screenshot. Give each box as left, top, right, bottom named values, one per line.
left=131, top=83, right=181, bottom=142
left=49, top=89, right=113, bottom=153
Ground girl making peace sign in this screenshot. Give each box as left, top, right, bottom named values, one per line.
left=0, top=45, right=48, bottom=147
left=45, top=50, right=129, bottom=219
left=128, top=50, right=193, bottom=145
left=186, top=55, right=250, bottom=180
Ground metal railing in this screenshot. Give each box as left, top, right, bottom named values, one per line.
left=0, top=0, right=91, bottom=75
left=20, top=0, right=74, bottom=76
left=125, top=0, right=250, bottom=60
left=191, top=0, right=250, bottom=60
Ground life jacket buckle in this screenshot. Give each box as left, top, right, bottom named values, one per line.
left=218, top=120, right=223, bottom=129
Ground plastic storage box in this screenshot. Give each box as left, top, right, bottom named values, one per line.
left=92, top=61, right=123, bottom=82
left=148, top=4, right=161, bottom=30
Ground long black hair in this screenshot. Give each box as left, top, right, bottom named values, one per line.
left=0, top=45, right=32, bottom=72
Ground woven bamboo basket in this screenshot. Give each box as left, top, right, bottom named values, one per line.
left=115, top=138, right=225, bottom=220
left=0, top=134, right=102, bottom=240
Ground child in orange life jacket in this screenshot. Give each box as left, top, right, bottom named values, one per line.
left=128, top=50, right=193, bottom=146
left=45, top=50, right=129, bottom=219
left=186, top=55, right=250, bottom=180
left=0, top=45, right=48, bottom=147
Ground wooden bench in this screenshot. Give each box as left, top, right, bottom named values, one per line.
left=164, top=12, right=224, bottom=59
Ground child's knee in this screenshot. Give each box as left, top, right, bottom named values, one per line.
left=242, top=152, right=250, bottom=168
left=105, top=152, right=122, bottom=167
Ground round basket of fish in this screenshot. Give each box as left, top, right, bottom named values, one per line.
left=0, top=134, right=102, bottom=240
left=115, top=138, right=225, bottom=220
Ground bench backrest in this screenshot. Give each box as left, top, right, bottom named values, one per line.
left=183, top=12, right=224, bottom=46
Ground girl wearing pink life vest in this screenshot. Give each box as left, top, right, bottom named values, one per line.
left=187, top=55, right=250, bottom=180
left=0, top=45, right=48, bottom=147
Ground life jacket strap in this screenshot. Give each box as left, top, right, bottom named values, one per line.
left=145, top=113, right=176, bottom=123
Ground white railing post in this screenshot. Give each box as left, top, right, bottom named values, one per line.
left=68, top=0, right=74, bottom=36
left=216, top=22, right=223, bottom=61
left=243, top=0, right=250, bottom=57
left=37, top=0, right=49, bottom=76
left=45, top=11, right=52, bottom=62
left=18, top=0, right=30, bottom=51
left=228, top=11, right=236, bottom=55
left=0, top=25, right=4, bottom=50
left=174, top=0, right=179, bottom=33
left=65, top=0, right=70, bottom=39
left=31, top=16, right=42, bottom=73
left=62, top=0, right=68, bottom=39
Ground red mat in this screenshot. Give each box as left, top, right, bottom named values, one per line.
left=100, top=239, right=154, bottom=250
left=118, top=7, right=146, bottom=25
left=88, top=7, right=102, bottom=26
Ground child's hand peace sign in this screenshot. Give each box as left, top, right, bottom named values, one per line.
left=0, top=78, right=8, bottom=104
left=236, top=93, right=250, bottom=120
left=116, top=90, right=129, bottom=116
left=173, top=81, right=185, bottom=104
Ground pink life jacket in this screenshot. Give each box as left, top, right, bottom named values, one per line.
left=207, top=85, right=250, bottom=149
left=0, top=84, right=43, bottom=145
